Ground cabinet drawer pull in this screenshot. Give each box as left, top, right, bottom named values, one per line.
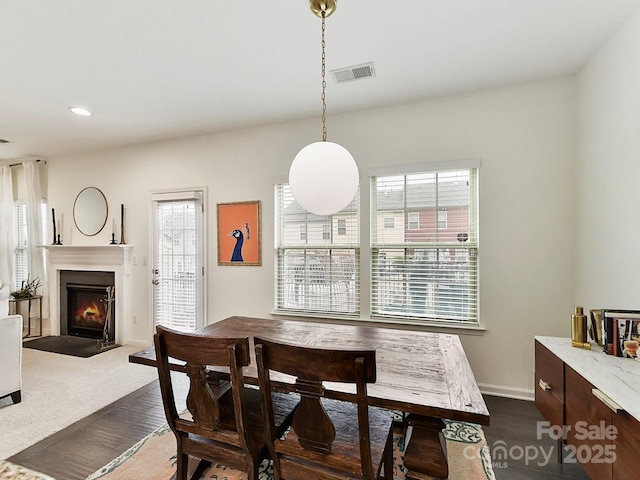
left=538, top=379, right=551, bottom=392
left=592, top=388, right=623, bottom=413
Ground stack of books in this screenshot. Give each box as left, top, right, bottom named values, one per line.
left=602, top=310, right=640, bottom=358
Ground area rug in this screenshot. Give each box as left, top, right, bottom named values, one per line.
left=22, top=336, right=118, bottom=358
left=0, top=460, right=54, bottom=480
left=87, top=420, right=495, bottom=480
left=0, top=346, right=158, bottom=460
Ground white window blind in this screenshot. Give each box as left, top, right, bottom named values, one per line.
left=275, top=183, right=359, bottom=316
left=371, top=167, right=479, bottom=324
left=15, top=203, right=29, bottom=288
left=152, top=197, right=202, bottom=330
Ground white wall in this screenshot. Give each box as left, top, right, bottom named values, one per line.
left=47, top=76, right=576, bottom=398
left=576, top=9, right=640, bottom=310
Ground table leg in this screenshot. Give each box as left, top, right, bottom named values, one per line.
left=404, top=414, right=449, bottom=480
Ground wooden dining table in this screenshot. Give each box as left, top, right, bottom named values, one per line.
left=129, top=315, right=489, bottom=425
left=130, top=315, right=490, bottom=478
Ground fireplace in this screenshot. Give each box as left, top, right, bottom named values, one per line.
left=60, top=270, right=115, bottom=340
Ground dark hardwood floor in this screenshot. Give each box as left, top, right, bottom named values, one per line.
left=8, top=377, right=589, bottom=480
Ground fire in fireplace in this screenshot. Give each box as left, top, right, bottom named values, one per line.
left=60, top=270, right=115, bottom=340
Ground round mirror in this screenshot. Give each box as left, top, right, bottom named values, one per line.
left=73, top=187, right=108, bottom=236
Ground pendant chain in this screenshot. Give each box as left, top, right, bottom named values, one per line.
left=321, top=12, right=327, bottom=142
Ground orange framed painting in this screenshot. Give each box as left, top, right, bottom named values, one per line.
left=217, top=200, right=261, bottom=266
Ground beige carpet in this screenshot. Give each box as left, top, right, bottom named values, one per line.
left=0, top=345, right=158, bottom=460
left=86, top=420, right=496, bottom=480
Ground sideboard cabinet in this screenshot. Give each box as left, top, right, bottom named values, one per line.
left=534, top=337, right=640, bottom=480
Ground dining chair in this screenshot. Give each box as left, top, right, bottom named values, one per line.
left=254, top=335, right=395, bottom=480
left=154, top=326, right=297, bottom=480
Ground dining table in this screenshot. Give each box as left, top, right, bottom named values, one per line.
left=129, top=315, right=490, bottom=478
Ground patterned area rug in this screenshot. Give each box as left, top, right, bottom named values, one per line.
left=0, top=461, right=54, bottom=480
left=85, top=420, right=495, bottom=480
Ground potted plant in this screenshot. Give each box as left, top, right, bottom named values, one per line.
left=10, top=276, right=41, bottom=299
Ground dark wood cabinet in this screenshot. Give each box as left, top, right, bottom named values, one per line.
left=613, top=411, right=640, bottom=480
left=534, top=338, right=639, bottom=480
left=564, top=366, right=613, bottom=480
left=534, top=341, right=564, bottom=429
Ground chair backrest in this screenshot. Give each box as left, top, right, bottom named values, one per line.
left=254, top=335, right=377, bottom=476
left=154, top=326, right=251, bottom=449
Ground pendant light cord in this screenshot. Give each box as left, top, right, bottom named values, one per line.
left=321, top=12, right=327, bottom=142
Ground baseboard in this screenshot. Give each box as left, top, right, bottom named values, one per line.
left=478, top=382, right=534, bottom=401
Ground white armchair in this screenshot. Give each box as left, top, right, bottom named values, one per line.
left=0, top=314, right=23, bottom=404
left=0, top=280, right=9, bottom=317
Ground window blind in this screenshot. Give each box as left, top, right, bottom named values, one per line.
left=371, top=167, right=479, bottom=324
left=153, top=198, right=201, bottom=330
left=274, top=183, right=359, bottom=316
left=14, top=203, right=29, bottom=288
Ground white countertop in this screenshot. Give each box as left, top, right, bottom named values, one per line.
left=536, top=336, right=640, bottom=422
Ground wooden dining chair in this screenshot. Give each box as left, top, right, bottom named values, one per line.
left=154, top=326, right=297, bottom=480
left=254, top=336, right=395, bottom=480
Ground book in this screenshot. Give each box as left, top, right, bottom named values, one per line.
left=602, top=310, right=640, bottom=357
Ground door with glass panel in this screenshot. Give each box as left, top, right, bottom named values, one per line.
left=151, top=190, right=205, bottom=331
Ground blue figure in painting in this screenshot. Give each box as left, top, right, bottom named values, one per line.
left=230, top=229, right=244, bottom=262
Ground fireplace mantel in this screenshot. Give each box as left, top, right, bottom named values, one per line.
left=41, top=245, right=133, bottom=268
left=42, top=245, right=134, bottom=344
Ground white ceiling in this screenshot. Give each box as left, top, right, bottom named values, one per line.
left=1, top=0, right=640, bottom=162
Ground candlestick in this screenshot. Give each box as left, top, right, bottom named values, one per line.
left=119, top=204, right=125, bottom=244
left=51, top=208, right=57, bottom=245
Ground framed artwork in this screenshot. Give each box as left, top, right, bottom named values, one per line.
left=217, top=200, right=261, bottom=266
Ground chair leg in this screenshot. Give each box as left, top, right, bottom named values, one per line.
left=175, top=451, right=189, bottom=480
left=383, top=427, right=394, bottom=479
left=10, top=390, right=21, bottom=404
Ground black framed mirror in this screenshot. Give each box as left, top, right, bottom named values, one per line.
left=73, top=187, right=108, bottom=236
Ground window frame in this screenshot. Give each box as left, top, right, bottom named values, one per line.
left=274, top=182, right=360, bottom=317
left=369, top=161, right=480, bottom=326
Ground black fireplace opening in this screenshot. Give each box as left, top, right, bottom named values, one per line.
left=60, top=270, right=115, bottom=340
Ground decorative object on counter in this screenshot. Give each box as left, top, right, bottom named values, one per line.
left=55, top=233, right=62, bottom=245
left=570, top=306, right=588, bottom=348
left=10, top=276, right=41, bottom=299
left=51, top=208, right=57, bottom=245
left=602, top=309, right=640, bottom=357
left=119, top=204, right=126, bottom=244
left=110, top=233, right=117, bottom=245
left=588, top=308, right=603, bottom=346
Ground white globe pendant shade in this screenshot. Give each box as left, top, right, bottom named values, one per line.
left=289, top=141, right=359, bottom=216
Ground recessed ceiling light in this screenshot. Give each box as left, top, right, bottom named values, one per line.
left=68, top=106, right=92, bottom=117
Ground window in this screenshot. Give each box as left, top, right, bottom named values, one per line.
left=322, top=224, right=330, bottom=240
left=371, top=166, right=479, bottom=324
left=275, top=183, right=359, bottom=316
left=437, top=210, right=448, bottom=229
left=408, top=212, right=419, bottom=230
left=383, top=217, right=395, bottom=229
left=15, top=203, right=29, bottom=288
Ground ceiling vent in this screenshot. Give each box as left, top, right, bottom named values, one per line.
left=331, top=62, right=376, bottom=84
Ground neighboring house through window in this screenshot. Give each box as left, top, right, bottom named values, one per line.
left=370, top=163, right=479, bottom=324
left=274, top=183, right=359, bottom=316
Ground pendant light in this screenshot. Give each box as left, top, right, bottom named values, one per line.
left=289, top=0, right=359, bottom=216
